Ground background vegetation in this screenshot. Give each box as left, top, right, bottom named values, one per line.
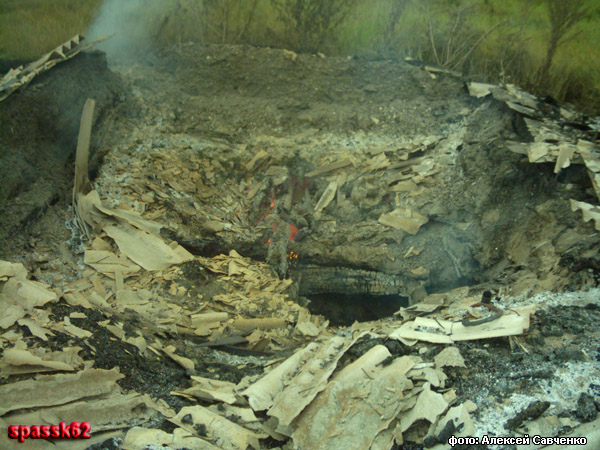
left=1, top=0, right=599, bottom=114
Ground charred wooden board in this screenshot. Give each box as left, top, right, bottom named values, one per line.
left=291, top=263, right=421, bottom=299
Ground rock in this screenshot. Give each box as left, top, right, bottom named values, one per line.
left=575, top=393, right=598, bottom=423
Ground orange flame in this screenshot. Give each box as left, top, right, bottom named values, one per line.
left=263, top=197, right=300, bottom=245
left=288, top=224, right=299, bottom=241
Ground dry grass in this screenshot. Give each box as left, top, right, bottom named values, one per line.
left=1, top=0, right=598, bottom=113
left=0, top=0, right=101, bottom=60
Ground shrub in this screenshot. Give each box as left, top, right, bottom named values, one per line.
left=271, top=0, right=358, bottom=53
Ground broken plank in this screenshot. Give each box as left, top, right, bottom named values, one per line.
left=306, top=159, right=352, bottom=177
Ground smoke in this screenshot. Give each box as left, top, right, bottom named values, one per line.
left=86, top=0, right=174, bottom=62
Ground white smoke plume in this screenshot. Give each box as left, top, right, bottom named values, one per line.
left=86, top=0, right=175, bottom=62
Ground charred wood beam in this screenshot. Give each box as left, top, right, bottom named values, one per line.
left=292, top=263, right=420, bottom=299
left=162, top=228, right=424, bottom=300
left=266, top=216, right=290, bottom=279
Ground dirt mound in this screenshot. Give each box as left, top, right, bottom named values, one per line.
left=150, top=44, right=472, bottom=138
left=0, top=50, right=126, bottom=260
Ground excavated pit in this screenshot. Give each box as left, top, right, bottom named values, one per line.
left=1, top=44, right=598, bottom=334
left=87, top=42, right=599, bottom=326
left=304, top=292, right=408, bottom=326
left=1, top=42, right=600, bottom=449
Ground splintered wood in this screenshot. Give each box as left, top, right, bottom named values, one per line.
left=0, top=365, right=169, bottom=449
left=72, top=98, right=193, bottom=272
left=0, top=35, right=108, bottom=102
left=467, top=81, right=600, bottom=215
left=389, top=309, right=533, bottom=343
left=2, top=49, right=598, bottom=450
left=570, top=199, right=600, bottom=231
left=128, top=333, right=479, bottom=450
left=378, top=207, right=429, bottom=235
left=0, top=255, right=302, bottom=447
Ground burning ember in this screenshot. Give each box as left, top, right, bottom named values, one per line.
left=266, top=223, right=298, bottom=245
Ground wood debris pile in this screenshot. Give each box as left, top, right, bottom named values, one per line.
left=389, top=286, right=535, bottom=345
left=83, top=73, right=599, bottom=307
left=123, top=331, right=477, bottom=450
left=468, top=81, right=600, bottom=231
left=72, top=99, right=194, bottom=269
left=0, top=261, right=175, bottom=449
left=94, top=113, right=473, bottom=303
left=0, top=251, right=536, bottom=449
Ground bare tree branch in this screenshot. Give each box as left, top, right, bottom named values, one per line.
left=538, top=0, right=589, bottom=83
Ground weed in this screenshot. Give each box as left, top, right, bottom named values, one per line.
left=271, top=0, right=359, bottom=53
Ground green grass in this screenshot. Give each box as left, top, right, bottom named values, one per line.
left=0, top=0, right=101, bottom=60
left=1, top=0, right=598, bottom=113
left=336, top=0, right=600, bottom=113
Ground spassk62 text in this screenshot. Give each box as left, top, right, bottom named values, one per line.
left=8, top=422, right=91, bottom=442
